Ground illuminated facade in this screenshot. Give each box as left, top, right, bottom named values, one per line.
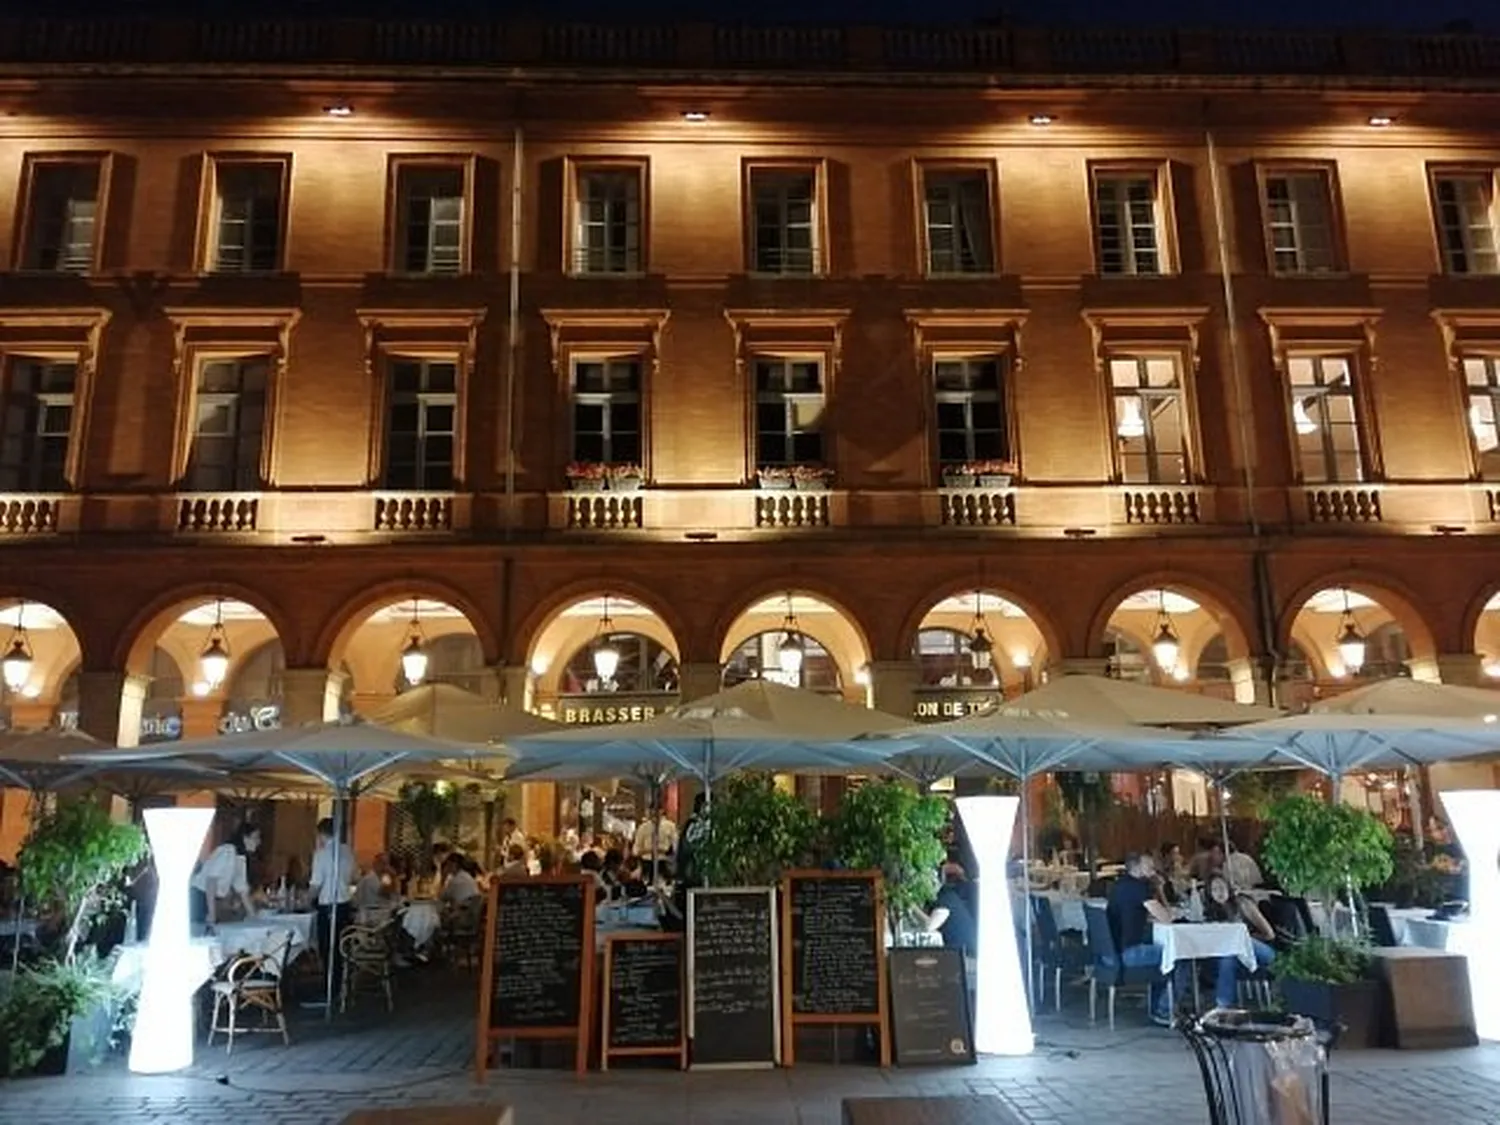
left=2, top=16, right=1500, bottom=850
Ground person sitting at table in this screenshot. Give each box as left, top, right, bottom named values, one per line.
left=916, top=861, right=978, bottom=958
left=354, top=853, right=396, bottom=912
left=616, top=856, right=649, bottom=899
left=497, top=844, right=529, bottom=879
left=1188, top=837, right=1225, bottom=883
left=578, top=850, right=609, bottom=892
left=1106, top=851, right=1193, bottom=1027
left=1155, top=842, right=1186, bottom=907
left=1202, top=873, right=1276, bottom=1005
left=191, top=821, right=260, bottom=928
left=499, top=817, right=526, bottom=858
left=1225, top=843, right=1263, bottom=890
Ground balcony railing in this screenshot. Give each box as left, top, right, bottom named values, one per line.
left=0, top=19, right=1497, bottom=82
left=373, top=492, right=454, bottom=533
left=176, top=493, right=260, bottom=533
left=0, top=494, right=65, bottom=535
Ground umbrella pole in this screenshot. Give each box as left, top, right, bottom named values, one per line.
left=1217, top=777, right=1233, bottom=889
left=324, top=792, right=346, bottom=1021
left=1020, top=773, right=1034, bottom=1012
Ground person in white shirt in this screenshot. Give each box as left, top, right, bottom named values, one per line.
left=309, top=817, right=356, bottom=970
left=441, top=855, right=483, bottom=903
left=1226, top=845, right=1263, bottom=890
left=633, top=812, right=678, bottom=878
left=498, top=818, right=526, bottom=858
left=191, top=823, right=260, bottom=927
left=354, top=853, right=395, bottom=913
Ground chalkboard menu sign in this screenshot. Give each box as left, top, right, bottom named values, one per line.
left=888, top=948, right=974, bottom=1067
left=781, top=870, right=890, bottom=1067
left=474, top=876, right=596, bottom=1079
left=602, top=933, right=686, bottom=1069
left=687, top=887, right=780, bottom=1069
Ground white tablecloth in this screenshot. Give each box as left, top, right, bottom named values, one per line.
left=1154, top=921, right=1256, bottom=974
left=112, top=936, right=223, bottom=991
left=402, top=901, right=441, bottom=947
left=1038, top=893, right=1101, bottom=933
left=217, top=914, right=315, bottom=968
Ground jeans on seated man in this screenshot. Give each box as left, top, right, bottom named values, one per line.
left=1106, top=850, right=1188, bottom=1024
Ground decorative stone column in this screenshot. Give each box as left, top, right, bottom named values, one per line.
left=677, top=662, right=722, bottom=704
left=76, top=670, right=148, bottom=748
left=1435, top=653, right=1487, bottom=688
left=280, top=667, right=338, bottom=726
left=495, top=664, right=530, bottom=710
left=869, top=659, right=920, bottom=721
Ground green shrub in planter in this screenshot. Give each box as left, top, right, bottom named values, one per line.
left=0, top=952, right=123, bottom=1076
left=830, top=780, right=946, bottom=933
left=696, top=773, right=821, bottom=887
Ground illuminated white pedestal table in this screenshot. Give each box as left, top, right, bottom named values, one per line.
left=1439, top=789, right=1500, bottom=1042
left=130, top=807, right=215, bottom=1074
left=955, top=795, right=1033, bottom=1055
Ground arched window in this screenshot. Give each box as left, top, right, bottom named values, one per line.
left=1104, top=627, right=1150, bottom=682
left=722, top=631, right=841, bottom=694
left=913, top=627, right=998, bottom=688
left=1359, top=622, right=1411, bottom=680
left=561, top=632, right=679, bottom=695
left=393, top=632, right=486, bottom=694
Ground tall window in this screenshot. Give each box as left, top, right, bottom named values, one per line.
left=184, top=358, right=267, bottom=492
left=211, top=161, right=284, bottom=273
left=571, top=358, right=641, bottom=464
left=1433, top=173, right=1499, bottom=276
left=1110, top=355, right=1189, bottom=484
left=23, top=161, right=100, bottom=273
left=0, top=359, right=76, bottom=491
left=1262, top=170, right=1339, bottom=274
left=923, top=170, right=993, bottom=275
left=1287, top=354, right=1362, bottom=483
left=396, top=164, right=464, bottom=274
left=383, top=359, right=457, bottom=490
left=933, top=357, right=1007, bottom=468
left=754, top=357, right=824, bottom=467
left=1094, top=171, right=1164, bottom=276
left=1463, top=355, right=1500, bottom=478
left=574, top=168, right=642, bottom=274
left=750, top=169, right=818, bottom=275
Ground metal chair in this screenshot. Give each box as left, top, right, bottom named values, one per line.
left=207, top=931, right=293, bottom=1053
left=1030, top=894, right=1090, bottom=1011
left=1368, top=903, right=1400, bottom=947
left=440, top=895, right=485, bottom=971
left=1084, top=902, right=1169, bottom=1029
left=338, top=923, right=395, bottom=1013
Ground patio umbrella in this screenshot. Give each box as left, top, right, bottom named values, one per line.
left=370, top=683, right=557, bottom=747
left=65, top=717, right=494, bottom=1018
left=1310, top=676, right=1500, bottom=719
left=996, top=674, right=1282, bottom=729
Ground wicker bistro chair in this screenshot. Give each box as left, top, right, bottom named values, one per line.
left=440, top=896, right=486, bottom=971
left=207, top=931, right=293, bottom=1053
left=339, top=922, right=395, bottom=1013
left=1084, top=902, right=1172, bottom=1029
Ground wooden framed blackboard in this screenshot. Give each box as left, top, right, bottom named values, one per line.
left=601, top=932, right=686, bottom=1070
left=687, top=887, right=780, bottom=1069
left=888, top=947, right=975, bottom=1066
left=781, top=869, right=889, bottom=1067
left=474, top=875, right=596, bottom=1079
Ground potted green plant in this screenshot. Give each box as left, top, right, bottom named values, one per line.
left=940, top=465, right=977, bottom=489
left=695, top=773, right=819, bottom=887
left=965, top=458, right=1017, bottom=488
left=397, top=780, right=460, bottom=868
left=755, top=466, right=794, bottom=491
left=830, top=780, right=946, bottom=940
left=564, top=461, right=608, bottom=491
left=5, top=797, right=146, bottom=1074
left=1261, top=794, right=1395, bottom=1047
left=606, top=463, right=644, bottom=492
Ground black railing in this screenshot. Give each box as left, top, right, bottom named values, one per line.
left=0, top=19, right=1498, bottom=81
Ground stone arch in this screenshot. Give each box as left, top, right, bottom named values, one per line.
left=1277, top=571, right=1439, bottom=673
left=0, top=596, right=86, bottom=704
left=1088, top=570, right=1259, bottom=663
left=897, top=579, right=1063, bottom=670
left=317, top=577, right=501, bottom=670
left=713, top=583, right=874, bottom=694
left=116, top=582, right=295, bottom=675
left=1460, top=581, right=1500, bottom=660
left=516, top=577, right=688, bottom=671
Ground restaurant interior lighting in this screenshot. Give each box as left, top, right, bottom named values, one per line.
left=1367, top=114, right=1394, bottom=127
left=955, top=795, right=1033, bottom=1055
left=1439, top=790, right=1500, bottom=1041
left=968, top=591, right=994, bottom=671
left=1028, top=113, right=1054, bottom=126
left=681, top=110, right=709, bottom=121
left=1, top=601, right=32, bottom=692
left=130, top=807, right=215, bottom=1073
left=323, top=102, right=353, bottom=117
left=1011, top=648, right=1032, bottom=670
left=777, top=593, right=805, bottom=678
left=1335, top=589, right=1366, bottom=674
left=399, top=600, right=429, bottom=686
left=592, top=595, right=620, bottom=683
left=1150, top=591, right=1180, bottom=673
left=197, top=599, right=231, bottom=690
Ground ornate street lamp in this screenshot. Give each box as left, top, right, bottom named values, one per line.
left=1336, top=588, right=1366, bottom=674
left=198, top=599, right=232, bottom=690
left=1151, top=590, right=1181, bottom=674
left=400, top=600, right=429, bottom=686
left=1, top=601, right=33, bottom=693
left=777, top=594, right=805, bottom=678
left=592, top=595, right=620, bottom=683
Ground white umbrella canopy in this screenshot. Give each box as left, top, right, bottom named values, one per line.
left=369, top=683, right=556, bottom=748
left=1204, top=712, right=1500, bottom=780
left=1310, top=676, right=1500, bottom=719
left=677, top=678, right=911, bottom=737
left=995, top=674, right=1282, bottom=728
left=0, top=727, right=225, bottom=793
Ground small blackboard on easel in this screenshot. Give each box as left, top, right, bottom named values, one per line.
left=888, top=947, right=974, bottom=1066
left=602, top=932, right=686, bottom=1070
left=782, top=869, right=890, bottom=1067
left=687, top=887, right=780, bottom=1069
left=474, top=876, right=595, bottom=1079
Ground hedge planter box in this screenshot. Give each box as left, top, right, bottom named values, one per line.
left=941, top=473, right=976, bottom=489
left=609, top=476, right=643, bottom=493
left=1280, top=977, right=1381, bottom=1048
left=567, top=478, right=606, bottom=492
left=757, top=473, right=794, bottom=490
left=976, top=473, right=1013, bottom=488
left=793, top=479, right=831, bottom=493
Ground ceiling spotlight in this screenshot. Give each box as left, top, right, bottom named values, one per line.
left=1029, top=113, right=1054, bottom=126
left=1367, top=114, right=1394, bottom=127
left=323, top=102, right=354, bottom=118
left=681, top=110, right=709, bottom=122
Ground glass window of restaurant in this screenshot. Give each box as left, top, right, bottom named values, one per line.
left=722, top=631, right=841, bottom=693
left=562, top=633, right=678, bottom=695
left=914, top=627, right=998, bottom=688
left=934, top=356, right=1007, bottom=469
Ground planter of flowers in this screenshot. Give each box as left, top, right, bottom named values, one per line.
left=565, top=462, right=608, bottom=491
left=964, top=459, right=1017, bottom=489
left=792, top=465, right=835, bottom=492
left=756, top=467, right=794, bottom=491
left=941, top=470, right=977, bottom=489
left=606, top=463, right=644, bottom=492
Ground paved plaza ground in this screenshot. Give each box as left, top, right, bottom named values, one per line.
left=5, top=967, right=1500, bottom=1125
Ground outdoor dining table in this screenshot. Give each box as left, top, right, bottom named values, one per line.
left=1153, top=920, right=1256, bottom=1011
left=402, top=900, right=442, bottom=948
left=111, top=914, right=313, bottom=991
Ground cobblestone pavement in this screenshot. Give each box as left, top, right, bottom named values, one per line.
left=4, top=967, right=1500, bottom=1124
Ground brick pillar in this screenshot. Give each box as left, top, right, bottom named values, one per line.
left=1434, top=653, right=1486, bottom=687
left=76, top=670, right=148, bottom=748
left=496, top=664, right=529, bottom=710
left=280, top=667, right=337, bottom=726
left=869, top=659, right=919, bottom=721
left=180, top=697, right=224, bottom=739
left=677, top=662, right=722, bottom=703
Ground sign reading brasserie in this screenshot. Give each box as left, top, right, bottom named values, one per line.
left=558, top=694, right=679, bottom=726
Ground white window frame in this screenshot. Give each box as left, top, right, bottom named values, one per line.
left=383, top=358, right=459, bottom=491
left=1262, top=169, right=1339, bottom=275
left=922, top=169, right=994, bottom=276
left=932, top=355, right=1007, bottom=466
left=396, top=164, right=466, bottom=275
left=1433, top=172, right=1500, bottom=276
left=749, top=168, right=820, bottom=276
left=1109, top=354, right=1190, bottom=484
left=183, top=356, right=268, bottom=493
left=1094, top=170, right=1165, bottom=276
left=210, top=160, right=285, bottom=274
left=1286, top=353, right=1364, bottom=483
left=1463, top=354, right=1500, bottom=478
left=0, top=357, right=77, bottom=492
left=573, top=167, right=643, bottom=275
left=570, top=356, right=642, bottom=465
left=753, top=355, right=825, bottom=467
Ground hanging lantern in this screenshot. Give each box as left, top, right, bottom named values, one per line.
left=1335, top=588, right=1366, bottom=674
left=198, top=599, right=232, bottom=690
left=1, top=626, right=32, bottom=692
left=400, top=600, right=428, bottom=685
left=776, top=593, right=805, bottom=678
left=1151, top=591, right=1180, bottom=673
left=592, top=595, right=620, bottom=683
left=967, top=590, right=993, bottom=671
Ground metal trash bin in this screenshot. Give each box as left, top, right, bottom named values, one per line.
left=1179, top=1009, right=1331, bottom=1125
